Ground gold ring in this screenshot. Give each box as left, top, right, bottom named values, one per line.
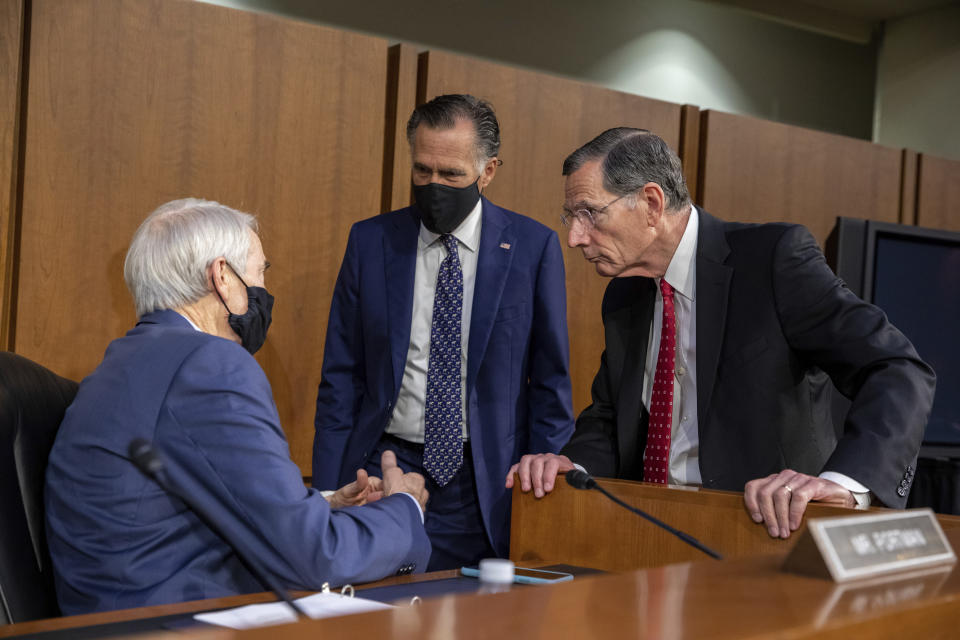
left=783, top=484, right=793, bottom=494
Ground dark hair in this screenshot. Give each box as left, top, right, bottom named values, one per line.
left=562, top=127, right=690, bottom=211
left=406, top=94, right=501, bottom=165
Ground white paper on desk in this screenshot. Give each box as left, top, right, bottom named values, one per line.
left=193, top=591, right=394, bottom=629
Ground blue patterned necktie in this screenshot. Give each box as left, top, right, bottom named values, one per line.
left=423, top=234, right=464, bottom=486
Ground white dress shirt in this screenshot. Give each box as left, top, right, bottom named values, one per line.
left=386, top=198, right=482, bottom=443
left=643, top=206, right=700, bottom=485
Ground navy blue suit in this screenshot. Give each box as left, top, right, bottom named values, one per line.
left=45, top=310, right=430, bottom=615
left=313, top=198, right=574, bottom=559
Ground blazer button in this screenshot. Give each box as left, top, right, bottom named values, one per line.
left=898, top=487, right=908, bottom=497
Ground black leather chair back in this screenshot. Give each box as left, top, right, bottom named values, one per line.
left=0, top=352, right=78, bottom=624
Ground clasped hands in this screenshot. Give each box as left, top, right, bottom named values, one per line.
left=325, top=450, right=429, bottom=511
left=505, top=454, right=855, bottom=539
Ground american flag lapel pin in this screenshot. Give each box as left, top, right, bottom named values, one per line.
left=500, top=242, right=511, bottom=250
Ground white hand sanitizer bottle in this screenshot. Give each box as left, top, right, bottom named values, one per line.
left=478, top=558, right=514, bottom=594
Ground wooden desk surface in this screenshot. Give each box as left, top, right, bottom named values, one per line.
left=0, top=569, right=460, bottom=638
left=8, top=545, right=960, bottom=639
left=92, top=544, right=960, bottom=640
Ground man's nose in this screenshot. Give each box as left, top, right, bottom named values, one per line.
left=567, top=220, right=589, bottom=248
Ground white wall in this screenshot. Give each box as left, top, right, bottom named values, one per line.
left=201, top=0, right=877, bottom=140
left=875, top=4, right=960, bottom=161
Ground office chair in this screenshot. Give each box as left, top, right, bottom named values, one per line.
left=0, top=352, right=78, bottom=624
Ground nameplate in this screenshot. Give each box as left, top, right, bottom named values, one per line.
left=782, top=509, right=956, bottom=583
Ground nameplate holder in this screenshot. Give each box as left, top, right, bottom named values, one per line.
left=782, top=508, right=956, bottom=583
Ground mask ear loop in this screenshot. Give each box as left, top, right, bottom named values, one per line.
left=211, top=261, right=247, bottom=315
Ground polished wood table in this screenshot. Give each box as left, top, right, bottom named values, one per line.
left=7, top=543, right=960, bottom=638
left=93, top=539, right=960, bottom=638
left=0, top=569, right=460, bottom=638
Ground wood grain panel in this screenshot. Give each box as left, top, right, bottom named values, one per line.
left=679, top=104, right=700, bottom=204
left=916, top=154, right=960, bottom=232
left=0, top=0, right=25, bottom=351
left=900, top=149, right=918, bottom=226
left=16, top=0, right=388, bottom=471
left=382, top=43, right=418, bottom=213
left=510, top=477, right=960, bottom=572
left=417, top=50, right=683, bottom=416
left=699, top=110, right=903, bottom=245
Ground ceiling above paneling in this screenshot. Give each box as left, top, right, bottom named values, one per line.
left=704, top=0, right=958, bottom=43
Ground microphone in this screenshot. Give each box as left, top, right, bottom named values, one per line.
left=128, top=438, right=308, bottom=619
left=565, top=470, right=722, bottom=560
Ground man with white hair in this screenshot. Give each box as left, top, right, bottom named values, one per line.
left=45, top=199, right=431, bottom=615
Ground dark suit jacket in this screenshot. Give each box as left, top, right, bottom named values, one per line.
left=45, top=310, right=430, bottom=615
left=561, top=209, right=935, bottom=507
left=313, top=197, right=574, bottom=555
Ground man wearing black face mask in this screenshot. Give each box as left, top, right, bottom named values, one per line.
left=314, top=95, right=575, bottom=570
left=45, top=199, right=431, bottom=614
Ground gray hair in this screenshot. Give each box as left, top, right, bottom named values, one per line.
left=562, top=128, right=690, bottom=211
left=406, top=94, right=500, bottom=171
left=124, top=198, right=258, bottom=317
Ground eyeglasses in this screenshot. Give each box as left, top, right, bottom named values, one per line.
left=560, top=194, right=628, bottom=229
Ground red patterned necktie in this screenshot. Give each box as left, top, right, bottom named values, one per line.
left=644, top=279, right=675, bottom=484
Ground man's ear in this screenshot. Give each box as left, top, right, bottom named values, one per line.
left=478, top=157, right=499, bottom=192
left=209, top=257, right=230, bottom=296
left=640, top=183, right=667, bottom=227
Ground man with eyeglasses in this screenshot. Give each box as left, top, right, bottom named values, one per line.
left=314, top=95, right=574, bottom=570
left=507, top=127, right=935, bottom=539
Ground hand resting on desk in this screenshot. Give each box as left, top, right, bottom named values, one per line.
left=505, top=453, right=575, bottom=498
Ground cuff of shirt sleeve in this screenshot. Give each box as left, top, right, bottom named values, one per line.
left=819, top=471, right=872, bottom=507
left=399, top=492, right=425, bottom=523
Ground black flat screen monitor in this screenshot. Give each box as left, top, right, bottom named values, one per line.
left=826, top=218, right=960, bottom=447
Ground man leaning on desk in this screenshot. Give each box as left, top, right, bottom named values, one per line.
left=508, top=127, right=936, bottom=539
left=44, top=199, right=431, bottom=615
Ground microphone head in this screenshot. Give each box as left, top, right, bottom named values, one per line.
left=565, top=469, right=596, bottom=490
left=128, top=438, right=165, bottom=478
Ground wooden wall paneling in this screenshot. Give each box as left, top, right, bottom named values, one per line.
left=0, top=0, right=25, bottom=351
left=916, top=154, right=960, bottom=232
left=698, top=110, right=903, bottom=245
left=415, top=50, right=683, bottom=416
left=680, top=104, right=701, bottom=204
left=18, top=0, right=389, bottom=471
left=382, top=43, right=418, bottom=213
left=900, top=149, right=918, bottom=226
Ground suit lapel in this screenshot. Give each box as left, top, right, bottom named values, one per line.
left=467, top=198, right=515, bottom=393
left=695, top=208, right=733, bottom=424
left=383, top=209, right=421, bottom=394
left=614, top=279, right=656, bottom=475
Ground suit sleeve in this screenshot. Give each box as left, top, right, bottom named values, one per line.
left=313, top=225, right=365, bottom=489
left=162, top=340, right=431, bottom=589
left=772, top=225, right=936, bottom=507
left=560, top=349, right=620, bottom=478
left=525, top=232, right=575, bottom=453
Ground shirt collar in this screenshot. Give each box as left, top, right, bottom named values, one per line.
left=175, top=310, right=202, bottom=331
left=418, top=197, right=483, bottom=253
left=661, top=205, right=698, bottom=301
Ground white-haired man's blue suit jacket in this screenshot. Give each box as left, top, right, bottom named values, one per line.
left=46, top=310, right=430, bottom=614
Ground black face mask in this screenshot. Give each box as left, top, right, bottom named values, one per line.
left=214, top=267, right=274, bottom=355
left=413, top=178, right=481, bottom=234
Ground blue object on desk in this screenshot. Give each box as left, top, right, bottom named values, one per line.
left=460, top=566, right=574, bottom=584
